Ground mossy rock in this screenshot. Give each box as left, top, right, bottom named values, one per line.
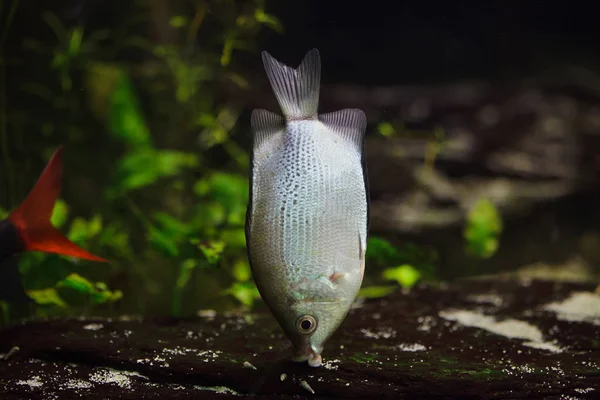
left=1, top=279, right=599, bottom=399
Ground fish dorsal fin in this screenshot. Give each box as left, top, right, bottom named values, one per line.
left=261, top=49, right=321, bottom=120
left=319, top=109, right=367, bottom=151
left=251, top=109, right=285, bottom=154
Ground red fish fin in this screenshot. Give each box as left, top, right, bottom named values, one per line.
left=7, top=147, right=107, bottom=262
left=24, top=228, right=108, bottom=262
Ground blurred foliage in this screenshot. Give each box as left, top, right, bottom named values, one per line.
left=357, top=285, right=397, bottom=299
left=27, top=273, right=122, bottom=316
left=0, top=0, right=282, bottom=319
left=376, top=122, right=395, bottom=137
left=358, top=237, right=439, bottom=298
left=366, top=237, right=437, bottom=280
left=382, top=264, right=421, bottom=288
left=0, top=0, right=507, bottom=320
left=464, top=197, right=503, bottom=259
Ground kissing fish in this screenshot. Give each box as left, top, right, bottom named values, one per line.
left=0, top=146, right=107, bottom=303
left=245, top=49, right=369, bottom=367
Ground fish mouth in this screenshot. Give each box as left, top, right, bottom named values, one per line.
left=292, top=345, right=322, bottom=367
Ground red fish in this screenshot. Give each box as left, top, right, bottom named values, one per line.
left=0, top=146, right=107, bottom=265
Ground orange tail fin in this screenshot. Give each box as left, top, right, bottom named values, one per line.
left=7, top=147, right=107, bottom=262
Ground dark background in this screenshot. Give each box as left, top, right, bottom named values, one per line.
left=8, top=1, right=600, bottom=84
left=1, top=0, right=600, bottom=318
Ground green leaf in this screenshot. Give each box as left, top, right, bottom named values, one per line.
left=27, top=288, right=68, bottom=308
left=169, top=16, right=188, bottom=28
left=193, top=172, right=248, bottom=226
left=358, top=285, right=397, bottom=299
left=50, top=199, right=69, bottom=228
left=223, top=281, right=260, bottom=307
left=58, top=273, right=95, bottom=293
left=193, top=179, right=210, bottom=196
left=154, top=212, right=190, bottom=237
left=220, top=228, right=247, bottom=249
left=232, top=259, right=251, bottom=282
left=67, top=217, right=89, bottom=243
left=98, top=223, right=130, bottom=255
left=194, top=202, right=226, bottom=228
left=254, top=9, right=283, bottom=32
left=171, top=258, right=198, bottom=317
left=67, top=27, right=84, bottom=56
left=227, top=73, right=248, bottom=88
left=175, top=259, right=198, bottom=289
left=89, top=287, right=123, bottom=304
left=57, top=273, right=123, bottom=305
left=464, top=198, right=503, bottom=259
left=377, top=122, right=395, bottom=137
left=366, top=237, right=400, bottom=265
left=198, top=172, right=248, bottom=210
left=198, top=241, right=225, bottom=264
left=149, top=227, right=179, bottom=257
left=382, top=264, right=422, bottom=289
left=221, top=37, right=234, bottom=67
left=109, top=73, right=152, bottom=147
left=111, top=149, right=199, bottom=195
left=87, top=216, right=103, bottom=237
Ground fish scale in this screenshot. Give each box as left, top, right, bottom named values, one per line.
left=246, top=48, right=368, bottom=367
left=255, top=120, right=363, bottom=288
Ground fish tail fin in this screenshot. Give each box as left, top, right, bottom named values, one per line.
left=261, top=48, right=321, bottom=120
left=7, top=147, right=108, bottom=262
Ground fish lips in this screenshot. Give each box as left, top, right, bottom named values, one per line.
left=290, top=329, right=325, bottom=368
left=292, top=343, right=323, bottom=367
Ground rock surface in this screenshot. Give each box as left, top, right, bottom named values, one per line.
left=1, top=279, right=600, bottom=399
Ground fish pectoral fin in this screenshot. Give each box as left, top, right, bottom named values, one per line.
left=251, top=109, right=285, bottom=152
left=319, top=109, right=367, bottom=150
left=359, top=232, right=366, bottom=279
left=329, top=272, right=345, bottom=282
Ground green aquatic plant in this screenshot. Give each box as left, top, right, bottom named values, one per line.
left=376, top=122, right=395, bottom=137
left=26, top=273, right=122, bottom=317
left=424, top=126, right=445, bottom=171
left=1, top=1, right=282, bottom=319
left=359, top=237, right=439, bottom=298
left=222, top=281, right=261, bottom=308
left=27, top=288, right=67, bottom=309
left=357, top=285, right=396, bottom=299
left=464, top=197, right=503, bottom=259
left=382, top=264, right=422, bottom=288
left=57, top=273, right=123, bottom=304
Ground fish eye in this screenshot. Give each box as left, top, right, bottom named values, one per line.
left=295, top=315, right=317, bottom=334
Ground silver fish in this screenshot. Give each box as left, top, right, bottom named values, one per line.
left=245, top=49, right=369, bottom=367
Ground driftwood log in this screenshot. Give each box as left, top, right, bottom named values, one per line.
left=1, top=278, right=599, bottom=399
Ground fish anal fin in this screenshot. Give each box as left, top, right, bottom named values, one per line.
left=26, top=228, right=107, bottom=262
left=319, top=109, right=367, bottom=150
